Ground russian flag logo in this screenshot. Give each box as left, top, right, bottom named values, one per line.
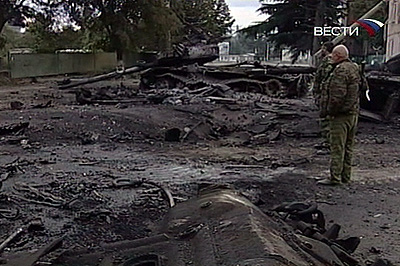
left=356, top=19, right=384, bottom=37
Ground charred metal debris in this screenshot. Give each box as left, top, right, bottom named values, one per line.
left=0, top=179, right=394, bottom=265
left=53, top=53, right=329, bottom=146
left=58, top=44, right=314, bottom=104
left=363, top=72, right=400, bottom=122
left=54, top=185, right=391, bottom=266
left=0, top=152, right=394, bottom=265
left=59, top=47, right=400, bottom=123
left=67, top=60, right=314, bottom=106
left=360, top=55, right=400, bottom=122
left=272, top=201, right=360, bottom=266
left=0, top=170, right=176, bottom=265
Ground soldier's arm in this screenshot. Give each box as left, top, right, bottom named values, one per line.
left=343, top=70, right=361, bottom=112
left=328, top=65, right=348, bottom=115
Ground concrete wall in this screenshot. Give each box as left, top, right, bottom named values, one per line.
left=9, top=52, right=117, bottom=78
left=0, top=57, right=8, bottom=71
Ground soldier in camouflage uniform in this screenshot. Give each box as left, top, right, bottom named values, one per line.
left=318, top=45, right=361, bottom=186
left=313, top=42, right=334, bottom=146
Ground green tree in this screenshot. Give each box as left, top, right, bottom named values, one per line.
left=14, top=12, right=84, bottom=53
left=60, top=0, right=181, bottom=59
left=0, top=1, right=28, bottom=33
left=229, top=32, right=260, bottom=55
left=0, top=0, right=66, bottom=51
left=58, top=0, right=234, bottom=58
left=243, top=0, right=343, bottom=61
left=0, top=24, right=34, bottom=56
left=171, top=0, right=234, bottom=44
left=132, top=0, right=181, bottom=51
left=0, top=0, right=30, bottom=50
left=2, top=0, right=235, bottom=57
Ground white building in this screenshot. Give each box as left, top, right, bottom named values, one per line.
left=218, top=42, right=257, bottom=62
left=218, top=42, right=230, bottom=60
left=386, top=0, right=400, bottom=60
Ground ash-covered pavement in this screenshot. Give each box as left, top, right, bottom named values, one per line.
left=0, top=77, right=400, bottom=265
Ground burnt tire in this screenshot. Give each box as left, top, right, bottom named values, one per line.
left=264, top=79, right=283, bottom=96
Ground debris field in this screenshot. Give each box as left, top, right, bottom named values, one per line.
left=0, top=62, right=400, bottom=265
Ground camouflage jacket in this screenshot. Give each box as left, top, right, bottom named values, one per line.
left=313, top=55, right=333, bottom=105
left=320, top=59, right=361, bottom=117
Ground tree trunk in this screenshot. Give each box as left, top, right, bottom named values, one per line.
left=0, top=15, right=7, bottom=33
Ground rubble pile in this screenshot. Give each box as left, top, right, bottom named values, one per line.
left=56, top=186, right=391, bottom=266
left=75, top=84, right=142, bottom=105
left=72, top=62, right=315, bottom=106
left=140, top=63, right=314, bottom=99
left=64, top=60, right=321, bottom=148
left=0, top=50, right=399, bottom=265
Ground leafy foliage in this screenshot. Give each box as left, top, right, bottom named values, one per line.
left=28, top=14, right=85, bottom=53
left=0, top=0, right=29, bottom=32
left=242, top=0, right=344, bottom=61
left=229, top=32, right=257, bottom=55
left=0, top=0, right=65, bottom=51
left=0, top=18, right=85, bottom=55
left=58, top=0, right=181, bottom=58
left=58, top=0, right=234, bottom=55
left=0, top=0, right=63, bottom=32
left=0, top=0, right=29, bottom=49
left=0, top=23, right=33, bottom=56
left=170, top=0, right=234, bottom=44
left=1, top=0, right=235, bottom=56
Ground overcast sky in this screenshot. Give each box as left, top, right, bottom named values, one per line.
left=225, top=0, right=266, bottom=29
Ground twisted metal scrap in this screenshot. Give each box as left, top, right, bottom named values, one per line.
left=13, top=182, right=66, bottom=207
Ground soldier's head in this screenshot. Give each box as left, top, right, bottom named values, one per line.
left=331, top=45, right=349, bottom=63
left=321, top=41, right=334, bottom=56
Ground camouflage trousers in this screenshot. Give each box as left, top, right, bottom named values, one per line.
left=329, top=114, right=358, bottom=183
left=319, top=117, right=330, bottom=145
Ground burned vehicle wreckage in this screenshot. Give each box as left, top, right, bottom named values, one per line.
left=60, top=44, right=314, bottom=103
left=363, top=55, right=400, bottom=122
left=60, top=42, right=399, bottom=123
left=23, top=43, right=395, bottom=266
left=3, top=0, right=400, bottom=263
left=57, top=185, right=364, bottom=266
